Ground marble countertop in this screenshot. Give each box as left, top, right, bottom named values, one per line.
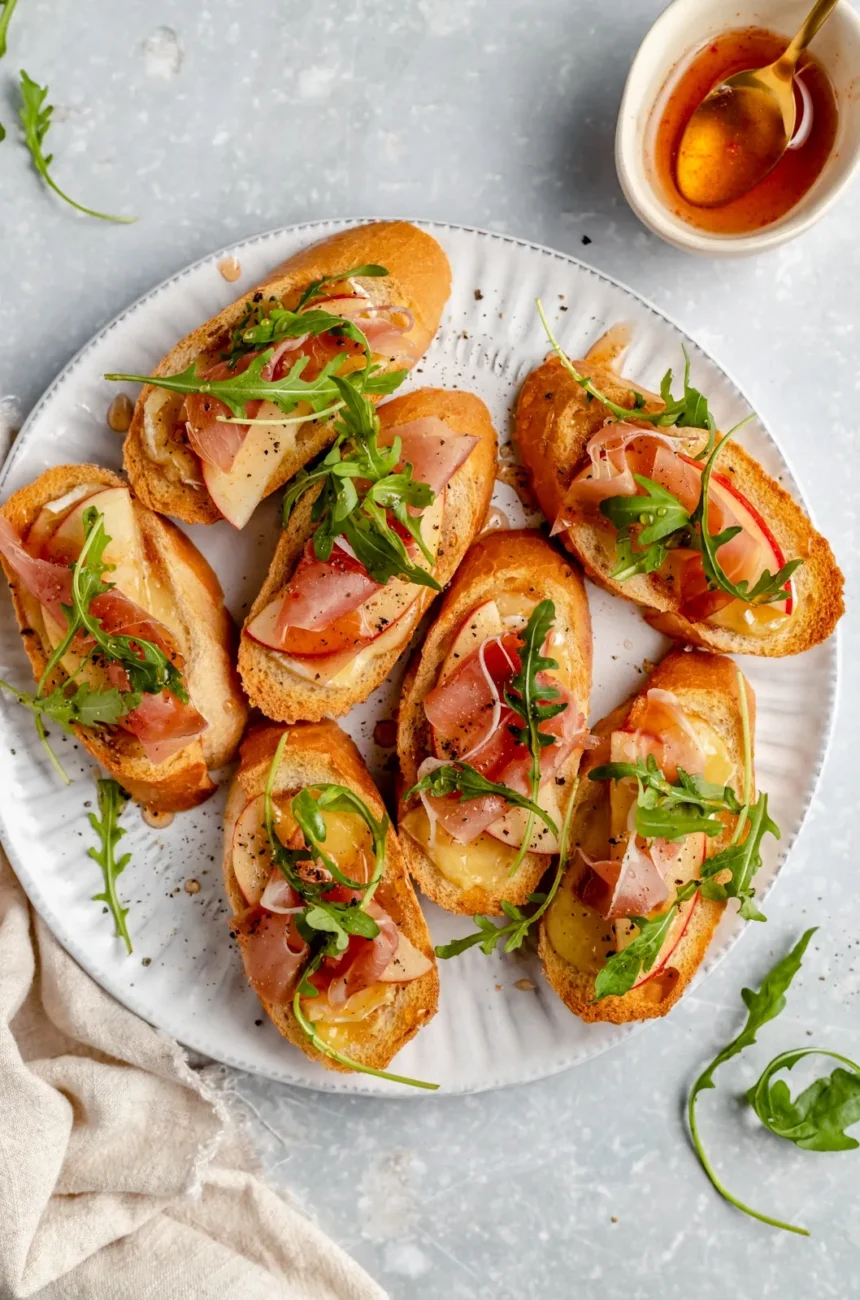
left=2, top=1, right=859, bottom=1296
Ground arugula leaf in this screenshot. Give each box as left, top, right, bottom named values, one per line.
left=296, top=263, right=388, bottom=311
left=537, top=300, right=714, bottom=435
left=290, top=782, right=388, bottom=896
left=691, top=430, right=803, bottom=606
left=747, top=1049, right=860, bottom=1152
left=283, top=376, right=443, bottom=591
left=687, top=928, right=817, bottom=1235
left=601, top=475, right=692, bottom=544
left=592, top=879, right=699, bottom=1001
left=299, top=899, right=381, bottom=952
left=88, top=778, right=133, bottom=954
left=406, top=761, right=558, bottom=837
left=0, top=0, right=19, bottom=58
left=19, top=71, right=135, bottom=223
left=435, top=778, right=579, bottom=960
left=41, top=506, right=188, bottom=702
left=502, top=600, right=568, bottom=875
left=0, top=677, right=137, bottom=731
left=590, top=755, right=740, bottom=842
left=699, top=792, right=778, bottom=921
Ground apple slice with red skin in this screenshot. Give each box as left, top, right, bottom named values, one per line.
left=676, top=453, right=793, bottom=619
left=631, top=890, right=700, bottom=991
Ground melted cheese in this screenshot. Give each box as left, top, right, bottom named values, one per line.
left=401, top=807, right=519, bottom=891
left=707, top=596, right=793, bottom=639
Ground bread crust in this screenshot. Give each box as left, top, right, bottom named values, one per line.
left=238, top=387, right=497, bottom=723
left=516, top=353, right=844, bottom=657
left=539, top=647, right=754, bottom=1023
left=0, top=464, right=248, bottom=811
left=396, top=528, right=593, bottom=914
left=223, top=721, right=439, bottom=1074
left=124, top=221, right=452, bottom=524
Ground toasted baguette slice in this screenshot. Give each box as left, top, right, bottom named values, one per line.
left=0, top=464, right=247, bottom=810
left=223, top=721, right=439, bottom=1075
left=397, top=529, right=592, bottom=915
left=124, top=221, right=451, bottom=525
left=516, top=352, right=844, bottom=657
left=539, top=647, right=754, bottom=1024
left=238, top=387, right=497, bottom=723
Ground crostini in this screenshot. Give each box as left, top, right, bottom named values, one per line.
left=112, top=221, right=451, bottom=529
left=539, top=647, right=769, bottom=1023
left=239, top=387, right=497, bottom=723
left=516, top=320, right=843, bottom=657
left=397, top=529, right=592, bottom=915
left=224, top=721, right=439, bottom=1085
left=0, top=464, right=247, bottom=810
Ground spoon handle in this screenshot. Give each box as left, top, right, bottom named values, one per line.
left=783, top=0, right=839, bottom=66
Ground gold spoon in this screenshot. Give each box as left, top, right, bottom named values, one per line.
left=675, top=0, right=838, bottom=207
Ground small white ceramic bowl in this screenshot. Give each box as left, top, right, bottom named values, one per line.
left=616, top=0, right=860, bottom=255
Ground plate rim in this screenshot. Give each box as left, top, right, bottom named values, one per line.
left=0, top=216, right=840, bottom=1096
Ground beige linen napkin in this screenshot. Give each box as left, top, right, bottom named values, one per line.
left=0, top=849, right=386, bottom=1300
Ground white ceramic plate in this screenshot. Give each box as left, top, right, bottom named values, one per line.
left=0, top=220, right=837, bottom=1095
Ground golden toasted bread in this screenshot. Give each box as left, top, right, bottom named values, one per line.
left=397, top=528, right=592, bottom=914
left=123, top=221, right=451, bottom=524
left=516, top=351, right=843, bottom=657
left=223, top=721, right=439, bottom=1074
left=539, top=647, right=754, bottom=1023
left=238, top=387, right=497, bottom=723
left=0, top=464, right=247, bottom=811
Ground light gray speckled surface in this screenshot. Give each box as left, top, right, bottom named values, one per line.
left=2, top=2, right=859, bottom=1297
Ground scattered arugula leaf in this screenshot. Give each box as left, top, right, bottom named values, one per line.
left=0, top=0, right=19, bottom=58
left=19, top=70, right=135, bottom=223
left=687, top=928, right=817, bottom=1234
left=700, top=793, right=778, bottom=921
left=0, top=677, right=137, bottom=731
left=537, top=299, right=715, bottom=435
left=282, top=376, right=442, bottom=590
left=589, top=754, right=740, bottom=843
left=747, top=1049, right=860, bottom=1152
left=691, top=428, right=804, bottom=606
left=261, top=733, right=435, bottom=1090
left=592, top=879, right=699, bottom=1001
left=88, top=777, right=133, bottom=954
left=435, top=778, right=579, bottom=960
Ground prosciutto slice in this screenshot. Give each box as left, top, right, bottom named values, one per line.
left=0, top=517, right=73, bottom=621
left=274, top=541, right=382, bottom=638
left=382, top=418, right=480, bottom=495
left=423, top=627, right=587, bottom=844
left=327, top=903, right=400, bottom=1008
left=231, top=906, right=309, bottom=1004
left=577, top=840, right=670, bottom=920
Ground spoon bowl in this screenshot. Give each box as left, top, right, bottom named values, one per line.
left=675, top=0, right=839, bottom=207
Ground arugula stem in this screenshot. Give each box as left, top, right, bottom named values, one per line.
left=35, top=712, right=70, bottom=785
left=731, top=665, right=752, bottom=848
left=687, top=1085, right=809, bottom=1237
left=0, top=0, right=19, bottom=57
left=292, top=976, right=438, bottom=1090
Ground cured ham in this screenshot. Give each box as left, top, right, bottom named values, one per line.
left=249, top=422, right=477, bottom=661
left=557, top=427, right=790, bottom=618
left=577, top=840, right=670, bottom=919
left=381, top=418, right=480, bottom=495
left=327, top=903, right=400, bottom=1007
left=422, top=626, right=586, bottom=845
left=231, top=906, right=309, bottom=1004
left=0, top=514, right=207, bottom=764
left=274, top=542, right=382, bottom=638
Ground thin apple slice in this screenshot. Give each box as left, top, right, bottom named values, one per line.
left=486, top=778, right=565, bottom=855
left=49, top=487, right=146, bottom=608
left=27, top=483, right=103, bottom=554
left=202, top=401, right=304, bottom=530
left=232, top=794, right=278, bottom=905
left=439, top=599, right=504, bottom=681
left=378, top=934, right=433, bottom=983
